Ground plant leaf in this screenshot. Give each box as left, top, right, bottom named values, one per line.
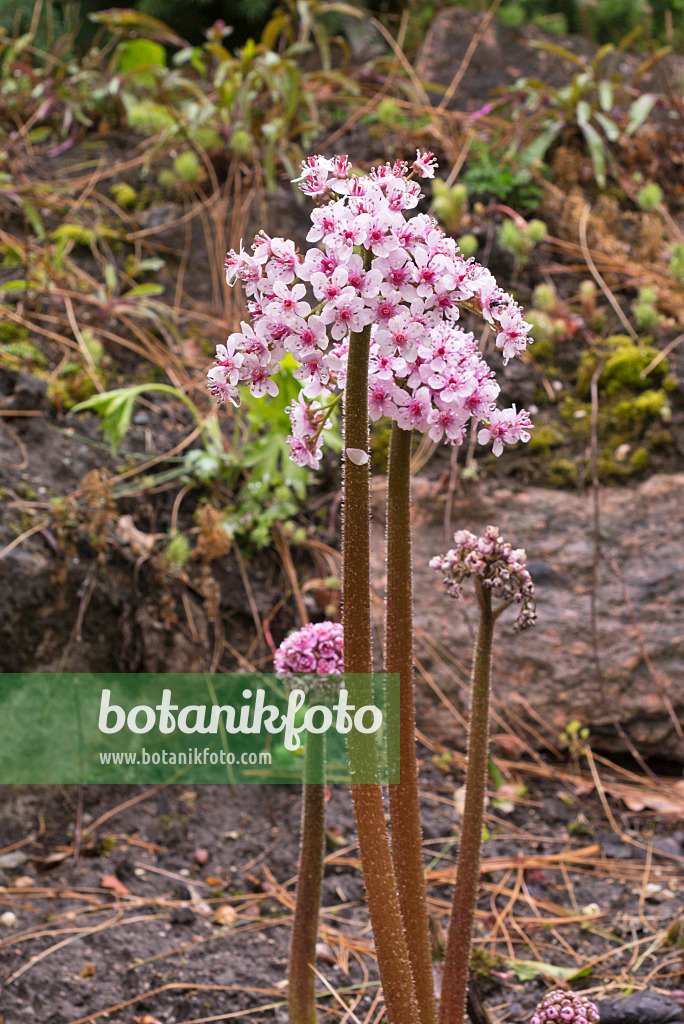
left=122, top=283, right=166, bottom=299
left=72, top=388, right=140, bottom=449
left=598, top=80, right=613, bottom=112
left=594, top=111, right=620, bottom=142
left=529, top=40, right=585, bottom=66
left=626, top=94, right=657, bottom=136
left=594, top=43, right=615, bottom=65
left=116, top=38, right=166, bottom=73
left=579, top=121, right=607, bottom=187
left=520, top=121, right=563, bottom=166
left=576, top=100, right=591, bottom=128
left=89, top=8, right=188, bottom=47
left=508, top=959, right=592, bottom=982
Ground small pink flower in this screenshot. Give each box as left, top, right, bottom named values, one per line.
left=412, top=150, right=438, bottom=178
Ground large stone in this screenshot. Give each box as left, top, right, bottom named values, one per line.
left=372, top=473, right=684, bottom=763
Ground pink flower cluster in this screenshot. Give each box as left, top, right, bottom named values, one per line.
left=530, top=991, right=600, bottom=1024
left=274, top=621, right=344, bottom=677
left=208, top=153, right=533, bottom=468
left=429, top=525, right=536, bottom=631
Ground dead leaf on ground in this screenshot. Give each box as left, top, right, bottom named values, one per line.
left=100, top=874, right=130, bottom=895
left=115, top=515, right=159, bottom=557
left=621, top=782, right=684, bottom=814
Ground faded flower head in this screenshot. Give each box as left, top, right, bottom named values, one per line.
left=531, top=990, right=599, bottom=1024
left=429, top=525, right=536, bottom=631
left=274, top=622, right=344, bottom=698
left=209, top=152, right=534, bottom=469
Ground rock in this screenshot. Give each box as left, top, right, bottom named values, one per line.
left=372, top=474, right=684, bottom=762
left=0, top=911, right=18, bottom=926
left=0, top=851, right=28, bottom=870
left=9, top=371, right=48, bottom=412
left=596, top=991, right=684, bottom=1024
left=171, top=905, right=196, bottom=926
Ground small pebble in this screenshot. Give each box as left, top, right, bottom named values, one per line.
left=194, top=848, right=210, bottom=866
left=0, top=912, right=18, bottom=927
left=171, top=906, right=196, bottom=926
left=0, top=852, right=27, bottom=870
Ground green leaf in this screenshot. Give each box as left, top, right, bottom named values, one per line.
left=576, top=100, right=591, bottom=128
left=0, top=280, right=39, bottom=294
left=116, top=38, right=166, bottom=74
left=617, top=26, right=643, bottom=52
left=22, top=201, right=45, bottom=239
left=72, top=388, right=138, bottom=449
left=89, top=9, right=188, bottom=47
left=104, top=263, right=117, bottom=293
left=626, top=94, right=657, bottom=136
left=593, top=111, right=620, bottom=142
left=122, top=283, right=165, bottom=299
left=520, top=121, right=563, bottom=166
left=508, top=959, right=592, bottom=982
left=529, top=40, right=585, bottom=66
left=634, top=48, right=671, bottom=79
left=579, top=121, right=607, bottom=187
left=598, top=80, right=613, bottom=112
left=594, top=43, right=614, bottom=65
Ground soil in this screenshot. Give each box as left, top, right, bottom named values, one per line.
left=0, top=758, right=683, bottom=1024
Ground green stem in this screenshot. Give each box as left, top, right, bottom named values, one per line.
left=385, top=423, right=437, bottom=1024
left=288, top=731, right=326, bottom=1024
left=343, top=304, right=420, bottom=1024
left=438, top=581, right=494, bottom=1024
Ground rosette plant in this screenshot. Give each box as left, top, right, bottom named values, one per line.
left=208, top=153, right=534, bottom=1024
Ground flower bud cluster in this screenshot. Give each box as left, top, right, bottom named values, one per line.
left=429, top=525, right=536, bottom=630
left=209, top=153, right=533, bottom=468
left=530, top=990, right=600, bottom=1024
left=274, top=621, right=344, bottom=677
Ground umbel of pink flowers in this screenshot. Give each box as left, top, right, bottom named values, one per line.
left=430, top=524, right=537, bottom=631
left=208, top=152, right=533, bottom=466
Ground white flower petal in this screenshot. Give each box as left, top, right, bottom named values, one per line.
left=346, top=448, right=369, bottom=466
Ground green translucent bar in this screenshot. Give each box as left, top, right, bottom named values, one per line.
left=0, top=674, right=400, bottom=784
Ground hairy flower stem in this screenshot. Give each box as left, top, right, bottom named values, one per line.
left=438, top=580, right=494, bottom=1024
left=385, top=422, right=437, bottom=1024
left=288, top=732, right=326, bottom=1024
left=343, top=315, right=421, bottom=1024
